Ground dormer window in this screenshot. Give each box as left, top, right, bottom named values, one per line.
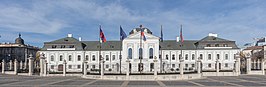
left=215, top=44, right=219, bottom=47
left=61, top=45, right=65, bottom=48
left=69, top=45, right=74, bottom=48
left=52, top=45, right=57, bottom=48
left=223, top=44, right=228, bottom=47
left=206, top=44, right=211, bottom=47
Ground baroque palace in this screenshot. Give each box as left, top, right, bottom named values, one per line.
left=39, top=25, right=240, bottom=74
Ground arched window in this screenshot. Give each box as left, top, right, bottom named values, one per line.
left=208, top=54, right=211, bottom=60
left=51, top=55, right=54, bottom=61
left=59, top=55, right=63, bottom=61
left=225, top=54, right=228, bottom=60
left=149, top=48, right=153, bottom=59
left=139, top=48, right=143, bottom=59
left=192, top=54, right=195, bottom=60
left=69, top=55, right=72, bottom=61
left=77, top=55, right=81, bottom=61
left=106, top=55, right=109, bottom=61
left=128, top=48, right=132, bottom=59
left=185, top=54, right=188, bottom=60
left=92, top=55, right=95, bottom=61
left=172, top=54, right=175, bottom=60
left=166, top=55, right=169, bottom=60
left=85, top=55, right=89, bottom=61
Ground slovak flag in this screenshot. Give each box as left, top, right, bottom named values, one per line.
left=141, top=28, right=146, bottom=41
left=99, top=25, right=106, bottom=43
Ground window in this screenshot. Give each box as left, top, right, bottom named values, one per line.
left=112, top=55, right=115, bottom=60
left=179, top=54, right=181, bottom=60
left=106, top=65, right=109, bottom=68
left=166, top=55, right=169, bottom=60
left=192, top=54, right=195, bottom=60
left=192, top=64, right=195, bottom=67
left=106, top=55, right=109, bottom=61
left=69, top=45, right=74, bottom=48
left=149, top=48, right=153, bottom=59
left=215, top=44, right=219, bottom=47
left=61, top=45, right=65, bottom=48
left=185, top=54, right=188, bottom=60
left=51, top=65, right=54, bottom=69
left=208, top=54, right=211, bottom=60
left=51, top=55, right=54, bottom=61
left=185, top=64, right=188, bottom=67
left=200, top=54, right=203, bottom=59
left=172, top=55, right=175, bottom=60
left=68, top=65, right=72, bottom=69
left=85, top=55, right=89, bottom=61
left=172, top=64, right=175, bottom=68
left=216, top=54, right=220, bottom=60
left=77, top=55, right=81, bottom=61
left=77, top=65, right=81, bottom=69
left=128, top=48, right=132, bottom=59
left=68, top=55, right=72, bottom=61
left=92, top=55, right=95, bottom=61
left=225, top=54, right=228, bottom=60
left=208, top=64, right=211, bottom=68
left=92, top=65, right=95, bottom=69
left=225, top=63, right=228, bottom=67
left=223, top=44, right=228, bottom=47
left=207, top=44, right=211, bottom=47
left=59, top=55, right=63, bottom=61
left=52, top=45, right=57, bottom=48
left=139, top=48, right=143, bottom=59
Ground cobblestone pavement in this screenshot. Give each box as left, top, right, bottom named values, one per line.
left=1, top=74, right=266, bottom=87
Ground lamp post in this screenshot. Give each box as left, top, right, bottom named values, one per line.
left=153, top=56, right=158, bottom=79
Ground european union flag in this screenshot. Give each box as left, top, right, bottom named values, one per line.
left=120, top=26, right=127, bottom=40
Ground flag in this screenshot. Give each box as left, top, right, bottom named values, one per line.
left=141, top=28, right=146, bottom=41
left=180, top=25, right=184, bottom=44
left=120, top=26, right=127, bottom=40
left=99, top=25, right=106, bottom=43
left=160, top=25, right=163, bottom=42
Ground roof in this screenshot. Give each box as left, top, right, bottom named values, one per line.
left=244, top=46, right=263, bottom=50
left=198, top=36, right=232, bottom=42
left=160, top=40, right=197, bottom=50
left=82, top=41, right=121, bottom=51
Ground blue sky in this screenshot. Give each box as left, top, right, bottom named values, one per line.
left=0, top=0, right=265, bottom=47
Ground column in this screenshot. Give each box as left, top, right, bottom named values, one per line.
left=2, top=60, right=5, bottom=74
left=180, top=57, right=184, bottom=75
left=44, top=60, right=47, bottom=76
left=197, top=59, right=201, bottom=74
left=9, top=60, right=13, bottom=70
left=14, top=59, right=18, bottom=75
left=154, top=56, right=158, bottom=77
left=63, top=60, right=67, bottom=76
left=20, top=61, right=23, bottom=70
left=40, top=53, right=45, bottom=76
left=261, top=59, right=265, bottom=75
left=216, top=60, right=219, bottom=76
left=237, top=57, right=241, bottom=75
left=126, top=59, right=130, bottom=78
left=246, top=57, right=251, bottom=74
left=28, top=54, right=33, bottom=76
left=83, top=62, right=87, bottom=76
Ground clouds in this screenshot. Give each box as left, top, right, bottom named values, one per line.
left=0, top=0, right=265, bottom=47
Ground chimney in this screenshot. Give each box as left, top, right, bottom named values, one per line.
left=79, top=37, right=82, bottom=41
left=67, top=33, right=73, bottom=37
left=176, top=36, right=180, bottom=42
left=208, top=33, right=218, bottom=37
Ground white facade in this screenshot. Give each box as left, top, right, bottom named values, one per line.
left=40, top=28, right=240, bottom=74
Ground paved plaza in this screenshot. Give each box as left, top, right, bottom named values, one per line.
left=1, top=74, right=266, bottom=87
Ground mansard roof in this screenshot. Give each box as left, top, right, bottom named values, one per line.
left=160, top=40, right=197, bottom=50
left=198, top=36, right=232, bottom=42
left=82, top=41, right=121, bottom=51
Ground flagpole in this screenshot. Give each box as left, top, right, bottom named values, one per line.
left=160, top=25, right=163, bottom=73
left=99, top=25, right=102, bottom=75
left=119, top=26, right=122, bottom=74
left=139, top=25, right=143, bottom=74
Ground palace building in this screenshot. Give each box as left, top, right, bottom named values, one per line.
left=40, top=26, right=240, bottom=74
